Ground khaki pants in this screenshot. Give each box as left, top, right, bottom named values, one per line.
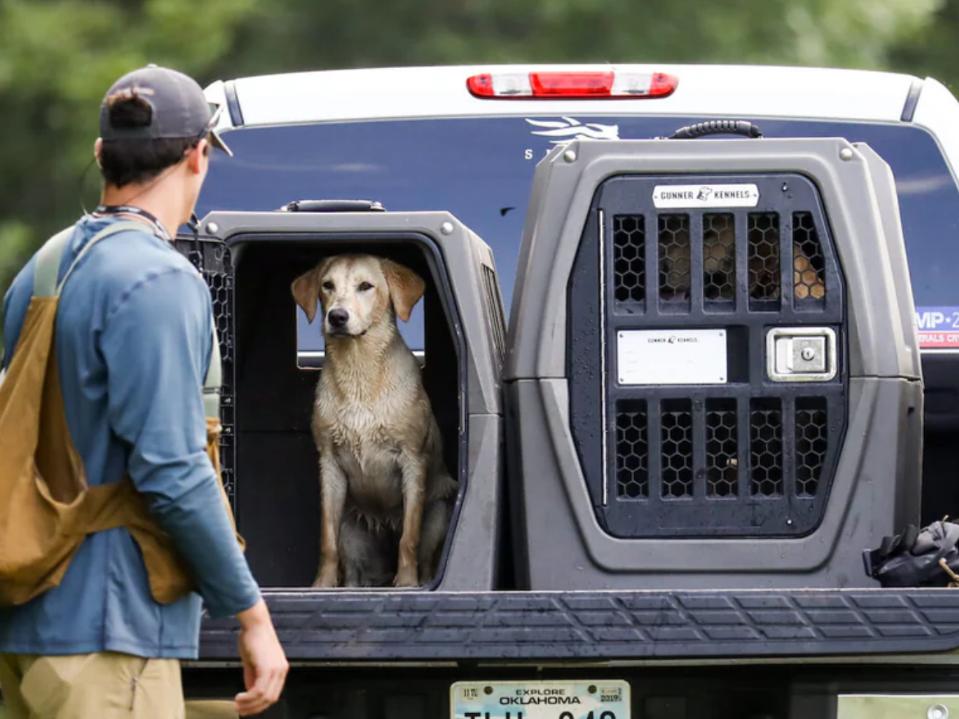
left=0, top=652, right=184, bottom=719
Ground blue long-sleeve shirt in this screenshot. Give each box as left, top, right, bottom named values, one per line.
left=0, top=214, right=260, bottom=659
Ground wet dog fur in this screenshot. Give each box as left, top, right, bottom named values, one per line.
left=291, top=255, right=456, bottom=588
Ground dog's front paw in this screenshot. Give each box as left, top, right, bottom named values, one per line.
left=313, top=565, right=340, bottom=589
left=393, top=567, right=419, bottom=588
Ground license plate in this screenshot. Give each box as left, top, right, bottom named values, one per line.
left=451, top=680, right=630, bottom=719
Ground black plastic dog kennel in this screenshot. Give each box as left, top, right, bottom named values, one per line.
left=175, top=208, right=505, bottom=590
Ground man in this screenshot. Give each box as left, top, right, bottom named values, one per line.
left=0, top=66, right=288, bottom=717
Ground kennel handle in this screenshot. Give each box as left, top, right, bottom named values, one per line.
left=670, top=120, right=763, bottom=140
left=280, top=199, right=386, bottom=213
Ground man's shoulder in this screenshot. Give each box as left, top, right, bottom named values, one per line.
left=75, top=221, right=208, bottom=307
left=84, top=221, right=198, bottom=278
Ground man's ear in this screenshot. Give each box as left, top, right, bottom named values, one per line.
left=94, top=138, right=103, bottom=168
left=291, top=267, right=322, bottom=324
left=381, top=259, right=425, bottom=322
left=186, top=139, right=208, bottom=175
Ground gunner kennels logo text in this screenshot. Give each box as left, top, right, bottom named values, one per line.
left=652, top=183, right=760, bottom=208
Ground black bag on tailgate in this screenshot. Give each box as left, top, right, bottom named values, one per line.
left=864, top=520, right=959, bottom=587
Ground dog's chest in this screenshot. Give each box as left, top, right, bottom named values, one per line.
left=321, top=400, right=407, bottom=510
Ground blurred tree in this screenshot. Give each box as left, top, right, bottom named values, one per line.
left=890, top=0, right=959, bottom=92
left=0, top=0, right=950, bottom=304
left=214, top=0, right=940, bottom=74
left=0, top=0, right=255, bottom=301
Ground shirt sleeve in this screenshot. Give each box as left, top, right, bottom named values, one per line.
left=2, top=256, right=38, bottom=372
left=99, top=266, right=260, bottom=618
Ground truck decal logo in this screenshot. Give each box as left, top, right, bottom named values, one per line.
left=526, top=117, right=620, bottom=143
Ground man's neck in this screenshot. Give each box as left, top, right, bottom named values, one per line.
left=100, top=185, right=182, bottom=241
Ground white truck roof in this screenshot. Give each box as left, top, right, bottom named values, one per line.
left=207, top=64, right=922, bottom=127
left=205, top=63, right=959, bottom=194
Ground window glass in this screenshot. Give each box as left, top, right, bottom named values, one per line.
left=199, top=116, right=959, bottom=350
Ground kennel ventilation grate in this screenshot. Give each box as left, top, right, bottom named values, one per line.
left=612, top=214, right=645, bottom=305
left=174, top=237, right=237, bottom=506
left=569, top=173, right=847, bottom=538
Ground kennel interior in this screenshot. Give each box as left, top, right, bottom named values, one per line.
left=175, top=209, right=505, bottom=590
left=505, top=138, right=923, bottom=590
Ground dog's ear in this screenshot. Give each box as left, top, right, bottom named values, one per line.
left=291, top=266, right=323, bottom=324
left=381, top=259, right=425, bottom=322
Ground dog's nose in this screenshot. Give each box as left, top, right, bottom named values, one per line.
left=327, top=308, right=349, bottom=329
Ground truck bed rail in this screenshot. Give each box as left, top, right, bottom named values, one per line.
left=199, top=589, right=959, bottom=661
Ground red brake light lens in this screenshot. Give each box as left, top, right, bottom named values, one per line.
left=467, top=71, right=678, bottom=99
left=530, top=71, right=614, bottom=96
left=466, top=74, right=495, bottom=97
left=648, top=72, right=677, bottom=97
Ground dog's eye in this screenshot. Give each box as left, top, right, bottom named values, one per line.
left=322, top=281, right=334, bottom=291
left=357, top=282, right=373, bottom=292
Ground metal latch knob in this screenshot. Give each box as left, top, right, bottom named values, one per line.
left=766, top=327, right=837, bottom=382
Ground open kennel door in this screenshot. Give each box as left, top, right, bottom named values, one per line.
left=505, top=138, right=923, bottom=590
left=175, top=209, right=505, bottom=591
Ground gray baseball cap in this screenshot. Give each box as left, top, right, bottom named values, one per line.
left=99, top=65, right=233, bottom=157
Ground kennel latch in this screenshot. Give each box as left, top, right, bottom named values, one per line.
left=766, top=327, right=837, bottom=382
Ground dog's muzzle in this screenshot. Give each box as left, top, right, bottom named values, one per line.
left=327, top=308, right=349, bottom=331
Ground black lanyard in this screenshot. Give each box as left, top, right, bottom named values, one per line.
left=93, top=204, right=170, bottom=242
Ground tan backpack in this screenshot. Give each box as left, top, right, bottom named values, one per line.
left=0, top=222, right=239, bottom=606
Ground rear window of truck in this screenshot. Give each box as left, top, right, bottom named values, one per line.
left=199, top=116, right=959, bottom=350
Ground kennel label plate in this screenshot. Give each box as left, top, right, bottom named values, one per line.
left=617, top=329, right=727, bottom=385
left=652, top=183, right=759, bottom=208
left=451, top=680, right=630, bottom=719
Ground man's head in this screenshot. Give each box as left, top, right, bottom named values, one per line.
left=94, top=66, right=232, bottom=224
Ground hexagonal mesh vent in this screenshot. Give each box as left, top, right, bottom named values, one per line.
left=703, top=213, right=736, bottom=303
left=569, top=174, right=847, bottom=537
left=706, top=399, right=738, bottom=497
left=793, top=211, right=826, bottom=305
left=658, top=214, right=691, bottom=307
left=174, top=238, right=236, bottom=506
left=750, top=399, right=783, bottom=497
left=611, top=208, right=830, bottom=312
left=661, top=399, right=694, bottom=498
left=796, top=398, right=828, bottom=497
left=616, top=402, right=648, bottom=499
left=209, top=272, right=234, bottom=364
left=613, top=215, right=645, bottom=304
left=748, top=212, right=781, bottom=307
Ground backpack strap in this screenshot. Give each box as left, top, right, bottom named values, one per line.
left=34, top=221, right=145, bottom=298
left=33, top=228, right=75, bottom=298
left=3, top=222, right=141, bottom=380
left=31, top=220, right=223, bottom=415
left=56, top=222, right=146, bottom=296
left=0, top=226, right=74, bottom=381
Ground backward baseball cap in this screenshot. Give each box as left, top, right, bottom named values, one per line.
left=99, top=65, right=232, bottom=157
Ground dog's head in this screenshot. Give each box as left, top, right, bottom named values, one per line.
left=291, top=254, right=425, bottom=338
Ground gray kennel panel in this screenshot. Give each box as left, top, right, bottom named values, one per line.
left=505, top=139, right=922, bottom=589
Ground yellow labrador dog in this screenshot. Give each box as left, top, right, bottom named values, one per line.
left=291, top=255, right=456, bottom=588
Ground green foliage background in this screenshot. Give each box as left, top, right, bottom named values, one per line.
left=0, top=0, right=954, bottom=298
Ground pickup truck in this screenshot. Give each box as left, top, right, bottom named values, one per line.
left=174, top=64, right=959, bottom=719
